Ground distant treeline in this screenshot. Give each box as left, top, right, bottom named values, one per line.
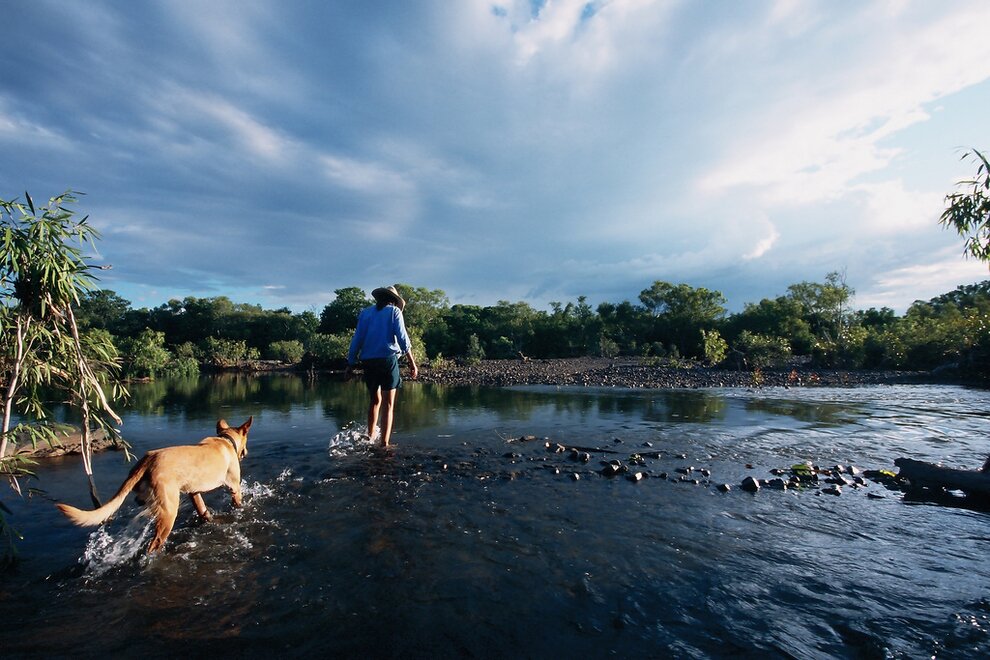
left=75, top=273, right=990, bottom=380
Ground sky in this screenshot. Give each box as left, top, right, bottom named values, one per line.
left=2, top=0, right=989, bottom=315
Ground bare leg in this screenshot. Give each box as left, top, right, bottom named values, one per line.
left=380, top=388, right=397, bottom=447
left=367, top=386, right=382, bottom=441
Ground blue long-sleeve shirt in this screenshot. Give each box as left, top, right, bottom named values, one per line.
left=347, top=304, right=412, bottom=365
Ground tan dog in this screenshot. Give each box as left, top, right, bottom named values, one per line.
left=56, top=417, right=253, bottom=554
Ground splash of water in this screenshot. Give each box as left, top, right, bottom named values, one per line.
left=80, top=516, right=153, bottom=578
left=328, top=423, right=377, bottom=457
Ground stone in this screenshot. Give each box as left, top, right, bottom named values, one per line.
left=627, top=472, right=644, bottom=482
left=767, top=478, right=787, bottom=491
left=822, top=485, right=842, bottom=496
left=600, top=463, right=622, bottom=477
left=741, top=476, right=760, bottom=493
left=717, top=483, right=731, bottom=493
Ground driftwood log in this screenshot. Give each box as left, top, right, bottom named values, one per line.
left=894, top=457, right=990, bottom=496
left=1, top=426, right=121, bottom=459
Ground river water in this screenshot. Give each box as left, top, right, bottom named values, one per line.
left=2, top=375, right=990, bottom=658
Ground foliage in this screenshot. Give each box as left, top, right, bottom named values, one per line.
left=733, top=331, right=792, bottom=369
left=305, top=332, right=351, bottom=367
left=266, top=340, right=305, bottom=364
left=638, top=281, right=727, bottom=358
left=465, top=333, right=485, bottom=365
left=393, top=283, right=450, bottom=329
left=941, top=148, right=990, bottom=264
left=74, top=289, right=131, bottom=330
left=701, top=329, right=728, bottom=365
left=201, top=337, right=258, bottom=367
left=1, top=191, right=126, bottom=557
left=319, top=287, right=370, bottom=334
left=45, top=274, right=990, bottom=380
left=117, top=328, right=171, bottom=378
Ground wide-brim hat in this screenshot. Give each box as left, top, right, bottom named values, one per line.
left=372, top=285, right=406, bottom=311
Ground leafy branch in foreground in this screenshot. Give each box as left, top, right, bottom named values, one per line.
left=1, top=191, right=128, bottom=557
left=941, top=148, right=990, bottom=264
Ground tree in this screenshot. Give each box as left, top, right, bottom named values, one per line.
left=1, top=191, right=125, bottom=516
left=393, top=283, right=449, bottom=329
left=786, top=271, right=853, bottom=342
left=638, top=281, right=727, bottom=357
left=319, top=287, right=370, bottom=334
left=117, top=328, right=171, bottom=378
left=74, top=289, right=131, bottom=331
left=941, top=148, right=990, bottom=264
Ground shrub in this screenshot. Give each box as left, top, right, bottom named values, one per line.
left=266, top=340, right=305, bottom=364
left=598, top=336, right=620, bottom=358
left=734, top=331, right=792, bottom=369
left=465, top=333, right=485, bottom=365
left=306, top=332, right=351, bottom=367
left=701, top=329, right=728, bottom=365
left=117, top=328, right=171, bottom=378
left=201, top=337, right=257, bottom=367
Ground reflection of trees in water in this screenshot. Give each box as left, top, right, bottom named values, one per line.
left=126, top=374, right=301, bottom=416
left=742, top=398, right=862, bottom=426
left=636, top=390, right=728, bottom=424
left=124, top=377, right=808, bottom=434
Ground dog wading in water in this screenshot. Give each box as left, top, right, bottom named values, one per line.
left=346, top=285, right=418, bottom=447
left=56, top=417, right=253, bottom=553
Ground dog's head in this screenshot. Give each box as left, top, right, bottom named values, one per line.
left=217, top=416, right=253, bottom=459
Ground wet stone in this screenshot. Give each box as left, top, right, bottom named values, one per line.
left=741, top=476, right=761, bottom=493
left=767, top=478, right=788, bottom=491
left=717, top=483, right=731, bottom=493
left=600, top=463, right=622, bottom=477
left=822, top=485, right=842, bottom=496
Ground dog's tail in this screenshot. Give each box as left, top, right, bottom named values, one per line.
left=55, top=455, right=153, bottom=526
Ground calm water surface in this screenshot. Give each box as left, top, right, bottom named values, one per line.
left=2, top=375, right=990, bottom=658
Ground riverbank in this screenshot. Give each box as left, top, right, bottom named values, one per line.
left=414, top=356, right=926, bottom=388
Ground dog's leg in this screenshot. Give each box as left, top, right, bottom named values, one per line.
left=190, top=493, right=212, bottom=521
left=148, top=487, right=179, bottom=554
left=227, top=463, right=243, bottom=508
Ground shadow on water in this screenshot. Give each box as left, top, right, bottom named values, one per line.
left=4, top=375, right=990, bottom=657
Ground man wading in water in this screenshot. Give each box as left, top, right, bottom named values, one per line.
left=345, top=285, right=419, bottom=447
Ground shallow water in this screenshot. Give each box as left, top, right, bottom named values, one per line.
left=3, top=375, right=990, bottom=658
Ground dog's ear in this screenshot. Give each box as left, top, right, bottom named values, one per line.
left=217, top=419, right=230, bottom=433
left=240, top=416, right=253, bottom=432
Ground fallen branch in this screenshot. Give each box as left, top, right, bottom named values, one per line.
left=894, top=457, right=990, bottom=496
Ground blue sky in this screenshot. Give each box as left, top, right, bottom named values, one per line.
left=2, top=0, right=989, bottom=314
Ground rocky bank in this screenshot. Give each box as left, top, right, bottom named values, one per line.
left=415, top=357, right=924, bottom=389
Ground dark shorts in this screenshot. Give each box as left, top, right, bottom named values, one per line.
left=362, top=355, right=401, bottom=392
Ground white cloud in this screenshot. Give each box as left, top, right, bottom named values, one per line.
left=742, top=222, right=780, bottom=261
left=698, top=4, right=990, bottom=206
left=850, top=180, right=942, bottom=235
left=858, top=249, right=990, bottom=310
left=320, top=154, right=412, bottom=195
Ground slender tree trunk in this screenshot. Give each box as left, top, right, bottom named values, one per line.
left=0, top=316, right=29, bottom=463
